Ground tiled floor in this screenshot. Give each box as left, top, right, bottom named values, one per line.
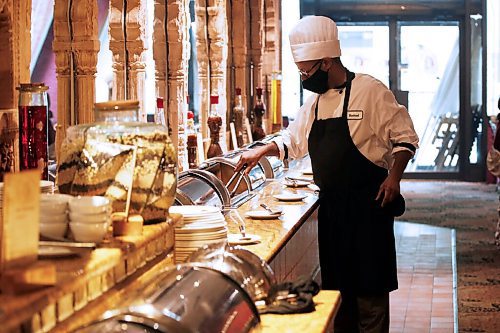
left=391, top=221, right=456, bottom=333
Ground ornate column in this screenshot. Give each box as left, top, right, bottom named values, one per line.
left=194, top=1, right=210, bottom=141
left=230, top=0, right=251, bottom=125
left=0, top=0, right=31, bottom=171
left=53, top=0, right=98, bottom=158
left=52, top=0, right=73, bottom=160
left=263, top=0, right=281, bottom=133
left=166, top=0, right=190, bottom=170
left=207, top=0, right=228, bottom=152
left=109, top=0, right=148, bottom=121
left=249, top=0, right=264, bottom=91
left=153, top=0, right=167, bottom=101
left=72, top=2, right=99, bottom=124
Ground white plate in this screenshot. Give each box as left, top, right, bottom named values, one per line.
left=287, top=175, right=313, bottom=182
left=176, top=223, right=227, bottom=231
left=301, top=169, right=314, bottom=175
left=273, top=193, right=307, bottom=202
left=245, top=210, right=282, bottom=220
left=227, top=233, right=261, bottom=245
left=307, top=184, right=320, bottom=192
left=283, top=180, right=309, bottom=188
left=169, top=205, right=221, bottom=217
left=38, top=246, right=77, bottom=259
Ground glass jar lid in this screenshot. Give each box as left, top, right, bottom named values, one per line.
left=94, top=100, right=140, bottom=111
left=16, top=82, right=48, bottom=92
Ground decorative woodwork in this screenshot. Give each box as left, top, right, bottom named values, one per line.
left=263, top=0, right=281, bottom=133
left=109, top=0, right=148, bottom=122
left=53, top=0, right=99, bottom=159
left=194, top=1, right=210, bottom=142
left=167, top=0, right=190, bottom=170
left=229, top=0, right=251, bottom=142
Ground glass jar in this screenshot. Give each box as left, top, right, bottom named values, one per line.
left=56, top=100, right=177, bottom=224
left=16, top=83, right=49, bottom=179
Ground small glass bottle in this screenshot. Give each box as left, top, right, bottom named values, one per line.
left=186, top=110, right=197, bottom=168
left=233, top=88, right=245, bottom=147
left=252, top=87, right=266, bottom=141
left=207, top=95, right=223, bottom=158
left=16, top=82, right=49, bottom=179
left=155, top=97, right=166, bottom=126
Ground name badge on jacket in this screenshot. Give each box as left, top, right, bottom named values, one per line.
left=347, top=110, right=363, bottom=120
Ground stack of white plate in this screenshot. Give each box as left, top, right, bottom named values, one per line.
left=169, top=205, right=228, bottom=263
left=40, top=180, right=55, bottom=194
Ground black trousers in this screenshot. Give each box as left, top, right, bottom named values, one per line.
left=334, top=292, right=390, bottom=333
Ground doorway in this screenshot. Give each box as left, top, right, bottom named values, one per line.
left=337, top=22, right=460, bottom=174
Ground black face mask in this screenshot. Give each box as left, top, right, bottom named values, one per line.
left=302, top=68, right=329, bottom=94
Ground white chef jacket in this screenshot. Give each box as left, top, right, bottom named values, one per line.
left=273, top=73, right=419, bottom=170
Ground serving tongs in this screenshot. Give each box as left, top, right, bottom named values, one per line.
left=226, top=164, right=247, bottom=198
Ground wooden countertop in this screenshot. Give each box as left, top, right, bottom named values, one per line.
left=229, top=176, right=319, bottom=262
left=258, top=290, right=341, bottom=333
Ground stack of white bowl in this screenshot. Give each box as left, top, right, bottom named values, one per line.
left=169, top=205, right=228, bottom=263
left=68, top=196, right=112, bottom=243
left=39, top=193, right=72, bottom=239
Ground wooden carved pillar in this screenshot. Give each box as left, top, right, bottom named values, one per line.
left=249, top=0, right=264, bottom=92
left=53, top=0, right=99, bottom=158
left=194, top=1, right=210, bottom=141
left=109, top=0, right=148, bottom=122
left=263, top=0, right=281, bottom=133
left=72, top=3, right=99, bottom=124
left=0, top=0, right=31, bottom=171
left=153, top=0, right=167, bottom=101
left=53, top=0, right=72, bottom=161
left=230, top=0, right=251, bottom=127
left=207, top=0, right=228, bottom=152
left=166, top=0, right=190, bottom=170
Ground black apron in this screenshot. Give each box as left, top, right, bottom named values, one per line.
left=308, top=71, right=398, bottom=295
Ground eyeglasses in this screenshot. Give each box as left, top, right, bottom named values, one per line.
left=298, top=60, right=322, bottom=78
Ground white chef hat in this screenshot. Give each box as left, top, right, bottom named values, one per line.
left=289, top=15, right=341, bottom=62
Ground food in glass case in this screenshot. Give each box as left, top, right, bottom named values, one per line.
left=56, top=100, right=177, bottom=224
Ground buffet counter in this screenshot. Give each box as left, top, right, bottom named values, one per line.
left=0, top=160, right=340, bottom=333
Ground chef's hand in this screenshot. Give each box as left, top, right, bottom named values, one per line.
left=234, top=142, right=280, bottom=175
left=375, top=175, right=400, bottom=207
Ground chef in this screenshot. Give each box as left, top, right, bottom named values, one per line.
left=235, top=15, right=419, bottom=333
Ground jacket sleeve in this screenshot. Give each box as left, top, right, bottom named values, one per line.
left=373, top=88, right=419, bottom=156
left=272, top=95, right=317, bottom=160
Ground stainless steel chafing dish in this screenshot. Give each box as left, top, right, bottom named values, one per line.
left=74, top=264, right=260, bottom=333
left=196, top=153, right=266, bottom=208
left=174, top=134, right=284, bottom=209
left=241, top=133, right=284, bottom=179
left=174, top=169, right=230, bottom=208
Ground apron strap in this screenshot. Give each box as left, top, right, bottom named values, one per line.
left=313, top=69, right=355, bottom=121
left=342, top=70, right=355, bottom=119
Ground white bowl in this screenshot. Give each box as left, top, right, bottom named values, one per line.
left=41, top=193, right=73, bottom=204
left=40, top=194, right=72, bottom=214
left=40, top=213, right=68, bottom=224
left=40, top=203, right=67, bottom=215
left=69, top=211, right=110, bottom=223
left=69, top=221, right=110, bottom=243
left=69, top=196, right=111, bottom=215
left=40, top=223, right=67, bottom=238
